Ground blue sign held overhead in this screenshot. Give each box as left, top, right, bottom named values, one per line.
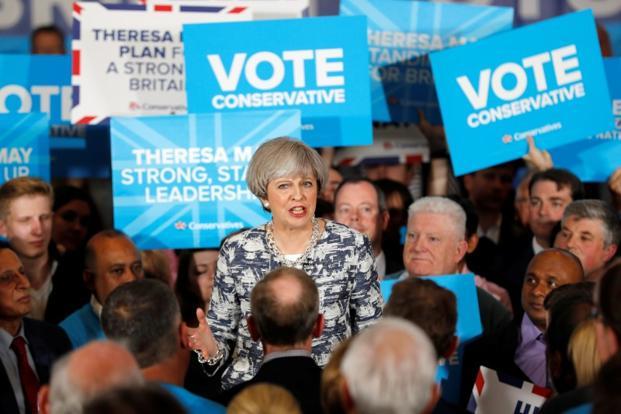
left=0, top=113, right=50, bottom=183
left=111, top=110, right=301, bottom=250
left=551, top=58, right=621, bottom=182
left=381, top=273, right=482, bottom=405
left=183, top=16, right=372, bottom=148
left=430, top=10, right=614, bottom=176
left=340, top=0, right=513, bottom=124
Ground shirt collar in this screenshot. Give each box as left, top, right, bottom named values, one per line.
left=90, top=295, right=103, bottom=319
left=0, top=322, right=26, bottom=350
left=520, top=313, right=544, bottom=344
left=262, top=349, right=312, bottom=365
left=532, top=237, right=545, bottom=255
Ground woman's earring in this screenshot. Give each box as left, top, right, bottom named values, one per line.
left=263, top=202, right=270, bottom=209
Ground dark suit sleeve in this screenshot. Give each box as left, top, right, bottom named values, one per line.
left=24, top=318, right=72, bottom=384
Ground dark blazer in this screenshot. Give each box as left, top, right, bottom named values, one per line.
left=45, top=249, right=90, bottom=324
left=223, top=355, right=323, bottom=414
left=0, top=318, right=72, bottom=414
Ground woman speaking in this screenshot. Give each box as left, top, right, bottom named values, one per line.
left=190, top=137, right=382, bottom=390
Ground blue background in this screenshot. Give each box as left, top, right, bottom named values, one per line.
left=431, top=10, right=614, bottom=176
left=111, top=110, right=300, bottom=249
left=340, top=0, right=513, bottom=124
left=550, top=57, right=621, bottom=182
left=183, top=16, right=372, bottom=148
left=0, top=113, right=50, bottom=183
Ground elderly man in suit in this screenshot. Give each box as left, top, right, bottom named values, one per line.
left=0, top=247, right=71, bottom=414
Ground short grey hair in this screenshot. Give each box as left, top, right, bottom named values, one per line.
left=408, top=196, right=466, bottom=241
left=246, top=137, right=327, bottom=200
left=48, top=341, right=143, bottom=414
left=563, top=200, right=621, bottom=247
left=341, top=317, right=437, bottom=414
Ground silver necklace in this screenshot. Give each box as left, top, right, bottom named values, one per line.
left=265, top=217, right=321, bottom=268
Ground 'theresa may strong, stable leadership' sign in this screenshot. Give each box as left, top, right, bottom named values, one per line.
left=430, top=10, right=613, bottom=176
left=183, top=16, right=372, bottom=148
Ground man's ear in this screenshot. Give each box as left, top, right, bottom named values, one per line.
left=604, top=244, right=618, bottom=263
left=179, top=322, right=191, bottom=349
left=422, top=383, right=441, bottom=414
left=455, top=239, right=469, bottom=264
left=0, top=219, right=7, bottom=238
left=247, top=315, right=261, bottom=342
left=38, top=385, right=50, bottom=414
left=312, top=314, right=325, bottom=338
left=341, top=379, right=355, bottom=413
left=444, top=335, right=459, bottom=360
left=381, top=210, right=389, bottom=232
left=467, top=234, right=479, bottom=254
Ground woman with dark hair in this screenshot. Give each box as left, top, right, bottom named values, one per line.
left=52, top=186, right=102, bottom=254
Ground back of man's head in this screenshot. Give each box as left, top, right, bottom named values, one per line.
left=0, top=176, right=53, bottom=219
left=384, top=278, right=457, bottom=359
left=341, top=317, right=438, bottom=414
left=250, top=266, right=319, bottom=346
left=101, top=279, right=179, bottom=368
left=43, top=340, right=143, bottom=414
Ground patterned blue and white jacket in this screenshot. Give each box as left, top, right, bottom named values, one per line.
left=207, top=220, right=383, bottom=390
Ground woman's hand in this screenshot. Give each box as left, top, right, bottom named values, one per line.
left=187, top=308, right=219, bottom=358
left=523, top=135, right=553, bottom=171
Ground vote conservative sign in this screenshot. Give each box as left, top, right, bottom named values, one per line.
left=183, top=16, right=372, bottom=148
left=71, top=1, right=251, bottom=125
left=340, top=0, right=513, bottom=124
left=0, top=113, right=50, bottom=183
left=430, top=10, right=613, bottom=176
left=111, top=110, right=300, bottom=249
left=551, top=57, right=621, bottom=182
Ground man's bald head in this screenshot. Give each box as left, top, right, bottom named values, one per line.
left=522, top=248, right=584, bottom=331
left=250, top=267, right=320, bottom=346
left=45, top=340, right=143, bottom=414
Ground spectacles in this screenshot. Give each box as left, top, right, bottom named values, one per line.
left=0, top=270, right=26, bottom=286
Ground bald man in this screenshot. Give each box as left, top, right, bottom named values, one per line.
left=38, top=340, right=143, bottom=414
left=222, top=266, right=324, bottom=414
left=515, top=248, right=584, bottom=387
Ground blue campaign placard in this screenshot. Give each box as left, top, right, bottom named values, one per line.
left=0, top=113, right=50, bottom=183
left=183, top=16, right=372, bottom=148
left=0, top=54, right=72, bottom=127
left=550, top=58, right=621, bottom=182
left=380, top=273, right=482, bottom=404
left=0, top=54, right=109, bottom=178
left=340, top=0, right=513, bottom=124
left=430, top=10, right=614, bottom=176
left=111, top=110, right=301, bottom=249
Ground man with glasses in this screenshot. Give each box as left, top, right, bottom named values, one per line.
left=334, top=178, right=398, bottom=279
left=0, top=247, right=71, bottom=414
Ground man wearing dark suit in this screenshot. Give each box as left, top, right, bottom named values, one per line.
left=0, top=247, right=71, bottom=414
left=223, top=267, right=324, bottom=414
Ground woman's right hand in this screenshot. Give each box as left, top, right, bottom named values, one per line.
left=187, top=308, right=220, bottom=358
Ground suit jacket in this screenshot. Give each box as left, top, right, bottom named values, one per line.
left=45, top=249, right=90, bottom=324
left=0, top=318, right=72, bottom=414
left=223, top=355, right=322, bottom=414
